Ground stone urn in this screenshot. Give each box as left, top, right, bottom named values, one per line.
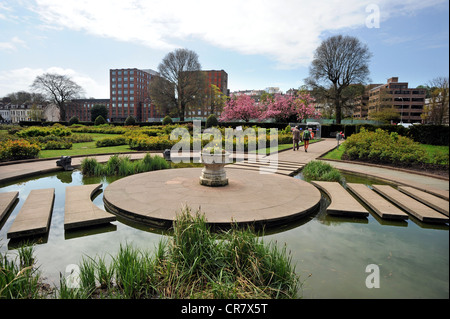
left=199, top=151, right=230, bottom=186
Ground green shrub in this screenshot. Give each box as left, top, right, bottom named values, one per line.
left=94, top=115, right=107, bottom=126
left=68, top=116, right=79, bottom=126
left=343, top=128, right=427, bottom=166
left=42, top=139, right=72, bottom=150
left=16, top=126, right=71, bottom=138
left=206, top=114, right=218, bottom=128
left=162, top=115, right=173, bottom=125
left=302, top=160, right=342, bottom=182
left=0, top=139, right=41, bottom=161
left=95, top=136, right=127, bottom=147
left=124, top=116, right=136, bottom=126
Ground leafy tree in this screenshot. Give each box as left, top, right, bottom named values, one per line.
left=31, top=73, right=84, bottom=121
left=306, top=35, right=372, bottom=123
left=90, top=104, right=108, bottom=122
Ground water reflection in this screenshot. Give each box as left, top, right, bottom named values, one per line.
left=0, top=169, right=448, bottom=298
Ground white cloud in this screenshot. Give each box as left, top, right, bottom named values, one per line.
left=30, top=0, right=445, bottom=69
left=0, top=67, right=109, bottom=98
left=0, top=36, right=28, bottom=51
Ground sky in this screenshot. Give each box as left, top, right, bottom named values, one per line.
left=0, top=0, right=449, bottom=99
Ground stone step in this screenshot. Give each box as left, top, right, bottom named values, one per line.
left=346, top=183, right=408, bottom=220
left=311, top=181, right=369, bottom=217
left=0, top=191, right=19, bottom=224
left=372, top=185, right=449, bottom=224
left=64, top=184, right=116, bottom=230
left=7, top=188, right=54, bottom=239
left=398, top=186, right=449, bottom=216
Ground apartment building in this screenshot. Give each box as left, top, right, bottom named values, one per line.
left=109, top=68, right=162, bottom=122
left=352, top=84, right=382, bottom=120
left=368, top=77, right=426, bottom=123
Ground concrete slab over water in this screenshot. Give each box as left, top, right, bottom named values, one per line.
left=64, top=184, right=116, bottom=230
left=346, top=183, right=408, bottom=220
left=311, top=181, right=369, bottom=218
left=7, top=188, right=54, bottom=239
left=373, top=185, right=449, bottom=224
left=0, top=191, right=18, bottom=224
left=398, top=186, right=449, bottom=216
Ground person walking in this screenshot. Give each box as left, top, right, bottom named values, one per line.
left=302, top=128, right=311, bottom=152
left=292, top=126, right=301, bottom=151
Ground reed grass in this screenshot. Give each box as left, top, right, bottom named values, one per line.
left=56, top=207, right=301, bottom=299
left=81, top=153, right=169, bottom=177
left=301, top=160, right=342, bottom=182
left=0, top=244, right=42, bottom=299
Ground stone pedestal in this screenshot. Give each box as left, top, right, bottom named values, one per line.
left=199, top=151, right=230, bottom=187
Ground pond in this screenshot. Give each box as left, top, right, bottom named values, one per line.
left=0, top=169, right=448, bottom=299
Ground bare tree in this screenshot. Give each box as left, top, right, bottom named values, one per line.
left=31, top=73, right=84, bottom=121
left=306, top=35, right=372, bottom=123
left=421, top=76, right=449, bottom=125
left=149, top=48, right=206, bottom=121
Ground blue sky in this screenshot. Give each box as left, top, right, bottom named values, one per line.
left=0, top=0, right=448, bottom=98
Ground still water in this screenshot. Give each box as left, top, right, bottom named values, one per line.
left=0, top=169, right=448, bottom=299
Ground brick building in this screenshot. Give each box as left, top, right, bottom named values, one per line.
left=109, top=68, right=161, bottom=122
left=66, top=99, right=110, bottom=122
left=367, top=77, right=426, bottom=123
left=186, top=70, right=229, bottom=119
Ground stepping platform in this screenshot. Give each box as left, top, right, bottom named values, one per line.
left=311, top=181, right=369, bottom=217
left=398, top=186, right=449, bottom=216
left=346, top=183, right=408, bottom=220
left=64, top=184, right=116, bottom=230
left=7, top=188, right=54, bottom=239
left=0, top=191, right=19, bottom=224
left=373, top=185, right=449, bottom=224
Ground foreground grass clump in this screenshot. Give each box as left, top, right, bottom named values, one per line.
left=0, top=245, right=43, bottom=299
left=59, top=208, right=301, bottom=299
left=301, top=160, right=342, bottom=182
left=81, top=153, right=169, bottom=176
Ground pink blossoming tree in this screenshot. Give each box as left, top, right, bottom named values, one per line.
left=219, top=93, right=263, bottom=122
left=261, top=92, right=320, bottom=123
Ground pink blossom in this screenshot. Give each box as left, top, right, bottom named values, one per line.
left=219, top=94, right=263, bottom=122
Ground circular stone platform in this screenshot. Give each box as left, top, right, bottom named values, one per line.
left=103, top=168, right=321, bottom=229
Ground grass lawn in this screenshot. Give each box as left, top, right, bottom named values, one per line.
left=39, top=133, right=137, bottom=158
